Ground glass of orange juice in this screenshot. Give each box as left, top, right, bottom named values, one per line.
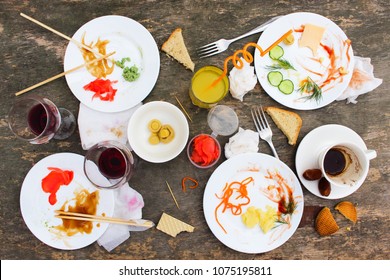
left=189, top=66, right=229, bottom=108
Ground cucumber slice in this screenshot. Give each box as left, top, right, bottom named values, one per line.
left=267, top=71, right=283, bottom=87
left=269, top=45, right=284, bottom=60
left=278, top=79, right=294, bottom=95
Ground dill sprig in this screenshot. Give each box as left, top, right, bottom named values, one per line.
left=298, top=76, right=322, bottom=103
left=266, top=58, right=296, bottom=71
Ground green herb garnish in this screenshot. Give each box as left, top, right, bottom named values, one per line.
left=266, top=58, right=296, bottom=71
left=115, top=57, right=131, bottom=68
left=298, top=76, right=322, bottom=103
left=122, top=66, right=140, bottom=82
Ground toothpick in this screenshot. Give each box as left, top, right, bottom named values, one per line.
left=165, top=181, right=180, bottom=209
left=175, top=96, right=192, bottom=123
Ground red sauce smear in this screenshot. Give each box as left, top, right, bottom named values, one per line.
left=190, top=135, right=220, bottom=166
left=264, top=170, right=296, bottom=216
left=41, top=167, right=74, bottom=205
left=83, top=78, right=118, bottom=102
left=215, top=176, right=253, bottom=234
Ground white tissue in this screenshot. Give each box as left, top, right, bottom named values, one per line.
left=224, top=127, right=259, bottom=159
left=229, top=61, right=258, bottom=101
left=97, top=184, right=144, bottom=252
left=337, top=56, right=382, bottom=104
left=78, top=103, right=142, bottom=150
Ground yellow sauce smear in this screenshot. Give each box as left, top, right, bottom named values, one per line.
left=81, top=32, right=114, bottom=78
left=56, top=189, right=99, bottom=236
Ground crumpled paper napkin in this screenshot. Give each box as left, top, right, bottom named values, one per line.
left=77, top=103, right=142, bottom=150
left=336, top=56, right=383, bottom=104
left=97, top=183, right=145, bottom=252
left=229, top=60, right=257, bottom=101
left=224, top=127, right=259, bottom=159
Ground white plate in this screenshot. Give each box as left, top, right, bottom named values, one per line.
left=295, top=124, right=368, bottom=199
left=127, top=101, right=189, bottom=163
left=254, top=12, right=354, bottom=110
left=64, top=15, right=160, bottom=112
left=20, top=153, right=114, bottom=250
left=203, top=153, right=304, bottom=253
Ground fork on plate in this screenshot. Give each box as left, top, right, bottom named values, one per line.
left=251, top=106, right=279, bottom=159
left=196, top=16, right=282, bottom=58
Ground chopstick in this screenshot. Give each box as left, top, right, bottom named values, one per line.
left=20, top=13, right=101, bottom=57
left=15, top=51, right=115, bottom=96
left=55, top=210, right=154, bottom=228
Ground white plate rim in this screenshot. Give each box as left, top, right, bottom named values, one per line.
left=20, top=153, right=114, bottom=250
left=64, top=15, right=160, bottom=113
left=295, top=124, right=368, bottom=199
left=203, top=152, right=304, bottom=254
left=254, top=12, right=354, bottom=110
left=127, top=101, right=189, bottom=163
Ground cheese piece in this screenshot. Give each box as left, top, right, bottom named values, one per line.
left=298, top=24, right=325, bottom=55
left=156, top=212, right=194, bottom=237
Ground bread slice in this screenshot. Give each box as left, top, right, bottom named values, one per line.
left=162, top=28, right=195, bottom=72
left=265, top=107, right=302, bottom=145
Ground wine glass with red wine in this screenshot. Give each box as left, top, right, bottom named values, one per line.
left=84, top=140, right=135, bottom=189
left=8, top=96, right=76, bottom=144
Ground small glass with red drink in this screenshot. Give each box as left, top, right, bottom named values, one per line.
left=84, top=140, right=135, bottom=189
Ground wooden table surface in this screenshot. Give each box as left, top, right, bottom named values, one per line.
left=0, top=0, right=389, bottom=260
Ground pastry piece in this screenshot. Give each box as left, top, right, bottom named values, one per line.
left=162, top=28, right=195, bottom=71
left=265, top=107, right=302, bottom=145
left=335, top=201, right=357, bottom=223
left=315, top=207, right=339, bottom=236
left=156, top=212, right=194, bottom=237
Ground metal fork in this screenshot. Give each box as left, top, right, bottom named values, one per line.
left=196, top=16, right=282, bottom=58
left=251, top=106, right=279, bottom=159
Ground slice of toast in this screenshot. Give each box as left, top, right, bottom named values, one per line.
left=265, top=107, right=302, bottom=145
left=162, top=28, right=195, bottom=72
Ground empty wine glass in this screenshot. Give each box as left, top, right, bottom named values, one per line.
left=84, top=140, right=135, bottom=189
left=8, top=95, right=76, bottom=144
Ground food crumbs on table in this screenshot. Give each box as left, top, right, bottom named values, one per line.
left=41, top=167, right=74, bottom=205
left=83, top=78, right=118, bottom=101
left=56, top=189, right=100, bottom=236
left=214, top=176, right=253, bottom=234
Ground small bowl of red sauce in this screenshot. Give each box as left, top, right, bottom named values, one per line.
left=187, top=134, right=221, bottom=168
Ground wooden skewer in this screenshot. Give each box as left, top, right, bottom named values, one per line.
left=165, top=181, right=180, bottom=209
left=15, top=51, right=115, bottom=96
left=20, top=13, right=101, bottom=57
left=175, top=96, right=192, bottom=123
left=55, top=210, right=154, bottom=228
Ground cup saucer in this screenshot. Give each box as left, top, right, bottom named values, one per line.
left=295, top=124, right=367, bottom=199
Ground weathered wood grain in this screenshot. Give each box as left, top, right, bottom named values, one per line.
left=0, top=0, right=389, bottom=260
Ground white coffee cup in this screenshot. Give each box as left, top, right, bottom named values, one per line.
left=318, top=142, right=376, bottom=188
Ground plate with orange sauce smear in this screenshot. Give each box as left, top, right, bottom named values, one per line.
left=203, top=153, right=303, bottom=253
left=254, top=12, right=354, bottom=110
left=64, top=15, right=160, bottom=113
left=20, top=153, right=114, bottom=250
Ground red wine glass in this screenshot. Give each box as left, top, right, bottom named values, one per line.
left=8, top=96, right=76, bottom=144
left=83, top=140, right=135, bottom=189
